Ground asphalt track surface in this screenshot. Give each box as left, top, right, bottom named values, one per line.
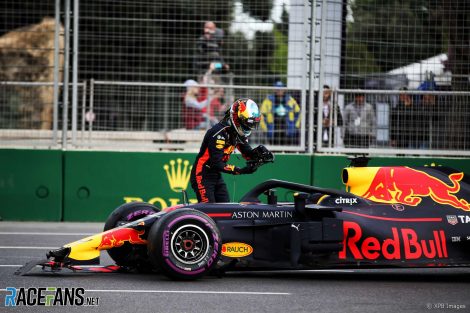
left=0, top=222, right=469, bottom=313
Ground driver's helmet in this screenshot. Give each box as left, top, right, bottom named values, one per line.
left=229, top=98, right=261, bottom=137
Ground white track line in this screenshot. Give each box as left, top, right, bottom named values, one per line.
left=0, top=288, right=290, bottom=295
left=0, top=264, right=107, bottom=268
left=86, top=289, right=290, bottom=296
left=231, top=269, right=355, bottom=274
left=298, top=269, right=355, bottom=273
left=0, top=264, right=354, bottom=273
left=0, top=246, right=56, bottom=249
left=0, top=232, right=93, bottom=236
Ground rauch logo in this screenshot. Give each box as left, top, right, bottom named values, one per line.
left=221, top=242, right=253, bottom=258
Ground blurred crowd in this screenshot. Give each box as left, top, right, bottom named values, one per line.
left=180, top=21, right=461, bottom=150
left=183, top=21, right=302, bottom=146
left=322, top=75, right=454, bottom=150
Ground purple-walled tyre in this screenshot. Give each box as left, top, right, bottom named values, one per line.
left=147, top=209, right=221, bottom=280
left=104, top=202, right=159, bottom=270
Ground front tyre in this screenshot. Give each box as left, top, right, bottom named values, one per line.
left=104, top=202, right=159, bottom=269
left=147, top=209, right=221, bottom=280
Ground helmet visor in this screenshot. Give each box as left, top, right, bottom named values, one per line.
left=241, top=118, right=259, bottom=132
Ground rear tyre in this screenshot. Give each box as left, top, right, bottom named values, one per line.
left=147, top=209, right=221, bottom=280
left=103, top=202, right=159, bottom=270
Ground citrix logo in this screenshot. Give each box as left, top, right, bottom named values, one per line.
left=335, top=197, right=358, bottom=205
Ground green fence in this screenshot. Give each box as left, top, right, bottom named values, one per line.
left=1, top=149, right=469, bottom=221
left=64, top=151, right=311, bottom=221
left=0, top=149, right=62, bottom=221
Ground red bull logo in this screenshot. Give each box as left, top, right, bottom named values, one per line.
left=362, top=167, right=470, bottom=211
left=339, top=221, right=448, bottom=260
left=97, top=228, right=147, bottom=250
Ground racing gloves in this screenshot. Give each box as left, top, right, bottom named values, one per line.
left=234, top=163, right=258, bottom=175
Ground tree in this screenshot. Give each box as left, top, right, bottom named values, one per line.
left=240, top=0, right=273, bottom=21
left=345, top=0, right=469, bottom=91
left=348, top=0, right=443, bottom=72
left=343, top=41, right=381, bottom=88
left=78, top=0, right=232, bottom=82
left=431, top=0, right=469, bottom=91
left=270, top=28, right=287, bottom=79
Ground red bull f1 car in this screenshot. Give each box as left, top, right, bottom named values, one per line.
left=18, top=160, right=470, bottom=279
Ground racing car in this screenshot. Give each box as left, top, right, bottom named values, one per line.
left=18, top=158, right=470, bottom=279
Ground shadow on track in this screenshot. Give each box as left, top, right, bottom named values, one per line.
left=224, top=268, right=470, bottom=283
left=12, top=264, right=470, bottom=283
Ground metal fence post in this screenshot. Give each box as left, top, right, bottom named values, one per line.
left=81, top=81, right=87, bottom=140
left=88, top=79, right=94, bottom=142
left=205, top=74, right=212, bottom=130
left=163, top=86, right=169, bottom=130
left=298, top=0, right=309, bottom=152
left=227, top=73, right=234, bottom=106
left=333, top=87, right=339, bottom=147
left=52, top=0, right=61, bottom=145
left=315, top=0, right=327, bottom=152
left=308, top=0, right=318, bottom=154
left=71, top=0, right=79, bottom=146
left=62, top=0, right=71, bottom=149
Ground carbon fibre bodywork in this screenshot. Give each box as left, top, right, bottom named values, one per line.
left=39, top=165, right=470, bottom=274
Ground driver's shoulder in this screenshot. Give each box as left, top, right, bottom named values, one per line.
left=209, top=123, right=229, bottom=138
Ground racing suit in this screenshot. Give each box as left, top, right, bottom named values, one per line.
left=190, top=121, right=254, bottom=203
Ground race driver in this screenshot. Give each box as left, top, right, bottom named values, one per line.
left=190, top=98, right=263, bottom=203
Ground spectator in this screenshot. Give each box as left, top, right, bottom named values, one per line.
left=321, top=85, right=343, bottom=146
left=194, top=21, right=228, bottom=74
left=182, top=79, right=208, bottom=129
left=415, top=79, right=438, bottom=149
left=390, top=87, right=417, bottom=149
left=343, top=93, right=376, bottom=148
left=260, top=80, right=301, bottom=145
left=202, top=87, right=227, bottom=126
left=213, top=27, right=225, bottom=46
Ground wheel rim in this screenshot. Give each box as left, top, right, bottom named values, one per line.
left=170, top=224, right=209, bottom=265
